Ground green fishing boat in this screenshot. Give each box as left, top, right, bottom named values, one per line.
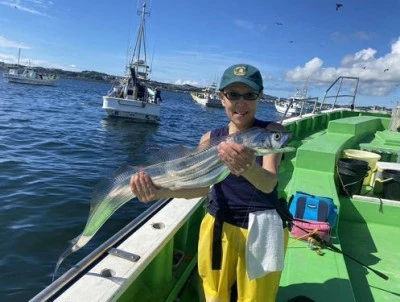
left=32, top=77, right=400, bottom=302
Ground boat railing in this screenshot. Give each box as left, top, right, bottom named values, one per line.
left=30, top=198, right=172, bottom=302
left=320, top=76, right=359, bottom=111
left=389, top=101, right=400, bottom=132
left=279, top=76, right=360, bottom=123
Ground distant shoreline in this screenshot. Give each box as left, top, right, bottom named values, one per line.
left=0, top=61, right=204, bottom=93
left=0, top=62, right=393, bottom=111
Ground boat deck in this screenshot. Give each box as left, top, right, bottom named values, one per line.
left=278, top=112, right=400, bottom=301
left=340, top=221, right=399, bottom=301
left=339, top=196, right=400, bottom=302
left=278, top=236, right=354, bottom=302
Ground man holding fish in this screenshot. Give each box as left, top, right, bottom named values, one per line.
left=131, top=64, right=290, bottom=301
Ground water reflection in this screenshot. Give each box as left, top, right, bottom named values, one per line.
left=100, top=117, right=159, bottom=165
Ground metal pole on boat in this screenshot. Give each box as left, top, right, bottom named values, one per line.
left=17, top=48, right=21, bottom=66
left=352, top=78, right=360, bottom=109
left=332, top=77, right=344, bottom=109
left=321, top=77, right=340, bottom=111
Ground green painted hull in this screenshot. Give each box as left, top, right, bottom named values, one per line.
left=33, top=109, right=400, bottom=301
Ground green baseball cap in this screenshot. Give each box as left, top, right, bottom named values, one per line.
left=219, top=64, right=264, bottom=92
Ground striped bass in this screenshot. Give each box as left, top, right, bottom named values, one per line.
left=53, top=127, right=293, bottom=279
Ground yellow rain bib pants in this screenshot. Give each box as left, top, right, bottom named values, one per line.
left=198, top=213, right=289, bottom=302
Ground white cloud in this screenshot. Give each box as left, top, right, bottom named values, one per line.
left=235, top=19, right=267, bottom=33
left=235, top=19, right=254, bottom=30
left=0, top=53, right=21, bottom=62
left=353, top=31, right=374, bottom=41
left=0, top=51, right=78, bottom=71
left=331, top=31, right=375, bottom=43
left=341, top=48, right=377, bottom=67
left=174, top=79, right=199, bottom=86
left=0, top=36, right=31, bottom=49
left=285, top=37, right=400, bottom=96
left=0, top=0, right=49, bottom=16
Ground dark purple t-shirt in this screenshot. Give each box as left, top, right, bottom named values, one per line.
left=208, top=119, right=278, bottom=228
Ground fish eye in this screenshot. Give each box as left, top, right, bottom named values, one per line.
left=273, top=133, right=281, bottom=141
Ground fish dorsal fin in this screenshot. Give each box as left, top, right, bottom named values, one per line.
left=90, top=164, right=137, bottom=214
left=142, top=132, right=232, bottom=165
left=143, top=145, right=196, bottom=165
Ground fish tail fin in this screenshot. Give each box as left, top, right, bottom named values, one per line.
left=52, top=234, right=92, bottom=282
left=52, top=165, right=137, bottom=282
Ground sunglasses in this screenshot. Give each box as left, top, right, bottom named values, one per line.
left=223, top=91, right=260, bottom=101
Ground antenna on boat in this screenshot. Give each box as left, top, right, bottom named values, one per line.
left=136, top=1, right=151, bottom=16
left=149, top=42, right=155, bottom=74
left=17, top=48, right=21, bottom=66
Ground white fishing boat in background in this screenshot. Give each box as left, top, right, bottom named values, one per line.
left=4, top=67, right=58, bottom=86
left=102, top=2, right=161, bottom=123
left=275, top=80, right=309, bottom=116
left=190, top=82, right=223, bottom=108
left=274, top=98, right=302, bottom=115
left=3, top=49, right=58, bottom=86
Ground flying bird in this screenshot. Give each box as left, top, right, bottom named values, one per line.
left=289, top=40, right=294, bottom=43
left=336, top=3, right=343, bottom=11
left=275, top=22, right=283, bottom=26
left=384, top=68, right=389, bottom=72
left=362, top=66, right=367, bottom=69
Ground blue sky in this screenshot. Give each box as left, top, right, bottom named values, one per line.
left=1, top=0, right=400, bottom=107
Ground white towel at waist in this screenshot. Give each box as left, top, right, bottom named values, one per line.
left=246, top=209, right=284, bottom=280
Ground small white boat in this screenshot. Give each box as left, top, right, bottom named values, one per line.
left=3, top=67, right=58, bottom=86
left=274, top=98, right=301, bottom=115
left=102, top=2, right=161, bottom=123
left=190, top=82, right=223, bottom=108
left=275, top=80, right=310, bottom=116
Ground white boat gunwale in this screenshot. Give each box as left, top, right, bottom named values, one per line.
left=52, top=196, right=204, bottom=301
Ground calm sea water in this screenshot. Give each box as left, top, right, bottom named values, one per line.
left=0, top=74, right=281, bottom=301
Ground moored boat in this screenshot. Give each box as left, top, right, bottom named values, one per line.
left=190, top=82, right=223, bottom=108
left=32, top=77, right=400, bottom=301
left=275, top=80, right=312, bottom=116
left=3, top=66, right=58, bottom=86
left=274, top=98, right=302, bottom=115
left=102, top=2, right=161, bottom=123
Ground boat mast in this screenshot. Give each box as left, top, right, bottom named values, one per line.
left=131, top=2, right=150, bottom=79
